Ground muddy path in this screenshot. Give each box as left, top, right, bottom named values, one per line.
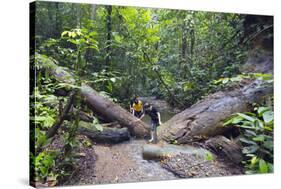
left=66, top=140, right=177, bottom=186
left=63, top=98, right=243, bottom=186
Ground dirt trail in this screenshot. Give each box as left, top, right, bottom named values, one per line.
left=66, top=139, right=177, bottom=186
left=63, top=98, right=243, bottom=186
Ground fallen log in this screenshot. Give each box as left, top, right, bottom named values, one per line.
left=158, top=79, right=273, bottom=144
left=36, top=54, right=150, bottom=137
left=142, top=143, right=213, bottom=160
left=80, top=85, right=150, bottom=137
left=77, top=121, right=130, bottom=143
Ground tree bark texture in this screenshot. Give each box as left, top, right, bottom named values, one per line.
left=158, top=80, right=273, bottom=144
left=80, top=85, right=150, bottom=137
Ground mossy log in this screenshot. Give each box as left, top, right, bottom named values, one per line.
left=142, top=143, right=213, bottom=160
left=77, top=121, right=130, bottom=143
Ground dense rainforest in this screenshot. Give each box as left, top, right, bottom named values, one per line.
left=30, top=1, right=273, bottom=187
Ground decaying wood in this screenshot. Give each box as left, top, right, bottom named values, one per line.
left=205, top=135, right=243, bottom=164
left=77, top=121, right=130, bottom=143
left=142, top=143, right=213, bottom=160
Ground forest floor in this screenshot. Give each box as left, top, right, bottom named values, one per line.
left=63, top=138, right=243, bottom=187
left=60, top=98, right=243, bottom=186
left=65, top=139, right=176, bottom=186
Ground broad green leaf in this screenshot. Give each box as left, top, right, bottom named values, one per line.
left=250, top=156, right=258, bottom=167
left=262, top=110, right=273, bottom=124
left=252, top=135, right=265, bottom=142
left=231, top=116, right=244, bottom=124
left=263, top=141, right=273, bottom=151
left=259, top=159, right=268, bottom=173
left=37, top=134, right=47, bottom=146
left=61, top=31, right=68, bottom=37
left=237, top=113, right=256, bottom=122
left=244, top=129, right=257, bottom=137
left=267, top=163, right=274, bottom=172
left=239, top=137, right=257, bottom=145
left=242, top=145, right=259, bottom=154
left=67, top=39, right=79, bottom=45
left=257, top=107, right=270, bottom=116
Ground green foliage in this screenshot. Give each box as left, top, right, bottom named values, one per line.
left=213, top=73, right=273, bottom=86
left=61, top=28, right=99, bottom=74
left=89, top=69, right=121, bottom=94
left=33, top=2, right=253, bottom=107
left=31, top=80, right=59, bottom=151
left=224, top=106, right=274, bottom=174
left=32, top=151, right=58, bottom=182
left=31, top=57, right=83, bottom=185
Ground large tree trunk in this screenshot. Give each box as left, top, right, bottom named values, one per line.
left=158, top=79, right=273, bottom=144
left=36, top=54, right=150, bottom=137
left=80, top=85, right=150, bottom=137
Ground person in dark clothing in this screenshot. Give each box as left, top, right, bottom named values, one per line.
left=141, top=103, right=162, bottom=143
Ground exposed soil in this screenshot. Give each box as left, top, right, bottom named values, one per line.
left=65, top=139, right=177, bottom=186
left=64, top=138, right=244, bottom=187
left=55, top=98, right=245, bottom=187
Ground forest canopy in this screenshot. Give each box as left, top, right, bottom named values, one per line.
left=32, top=1, right=257, bottom=107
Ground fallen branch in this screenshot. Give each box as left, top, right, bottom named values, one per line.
left=46, top=90, right=76, bottom=139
